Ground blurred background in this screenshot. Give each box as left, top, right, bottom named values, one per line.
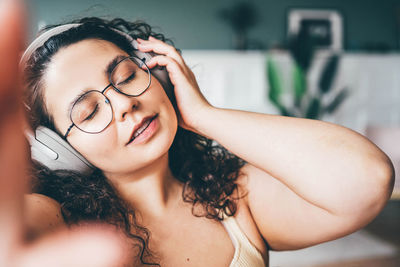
left=26, top=0, right=400, bottom=266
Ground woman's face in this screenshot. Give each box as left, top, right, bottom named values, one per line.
left=42, top=38, right=178, bottom=176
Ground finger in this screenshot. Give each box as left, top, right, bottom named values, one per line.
left=17, top=224, right=130, bottom=267
left=144, top=55, right=188, bottom=87
left=137, top=37, right=197, bottom=81
left=146, top=37, right=197, bottom=81
left=0, top=0, right=27, bottom=260
left=0, top=0, right=25, bottom=117
left=137, top=37, right=186, bottom=67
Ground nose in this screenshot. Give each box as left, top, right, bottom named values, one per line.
left=105, top=87, right=139, bottom=122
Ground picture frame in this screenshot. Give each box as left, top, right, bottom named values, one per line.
left=288, top=9, right=343, bottom=51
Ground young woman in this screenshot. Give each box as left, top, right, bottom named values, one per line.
left=1, top=1, right=395, bottom=266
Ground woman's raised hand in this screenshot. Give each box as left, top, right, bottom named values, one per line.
left=0, top=1, right=127, bottom=266
left=137, top=36, right=214, bottom=133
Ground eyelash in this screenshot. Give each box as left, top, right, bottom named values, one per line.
left=84, top=104, right=99, bottom=121
left=118, top=72, right=135, bottom=85
left=70, top=69, right=136, bottom=119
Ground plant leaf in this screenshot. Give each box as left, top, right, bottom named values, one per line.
left=293, top=63, right=307, bottom=108
left=324, top=87, right=350, bottom=114
left=319, top=54, right=340, bottom=94
left=288, top=29, right=315, bottom=73
left=267, top=58, right=283, bottom=107
left=305, top=97, right=320, bottom=119
left=279, top=106, right=294, bottom=117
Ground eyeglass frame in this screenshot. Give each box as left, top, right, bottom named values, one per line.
left=63, top=55, right=152, bottom=140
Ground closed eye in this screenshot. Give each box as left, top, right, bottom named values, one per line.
left=84, top=104, right=99, bottom=121
left=117, top=72, right=136, bottom=86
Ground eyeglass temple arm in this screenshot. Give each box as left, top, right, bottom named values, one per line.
left=64, top=123, right=75, bottom=140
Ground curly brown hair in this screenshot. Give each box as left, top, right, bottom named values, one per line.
left=23, top=17, right=247, bottom=266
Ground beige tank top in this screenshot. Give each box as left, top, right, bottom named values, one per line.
left=221, top=215, right=267, bottom=267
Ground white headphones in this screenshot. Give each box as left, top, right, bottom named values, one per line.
left=21, top=23, right=175, bottom=174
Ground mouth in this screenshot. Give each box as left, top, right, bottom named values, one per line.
left=126, top=113, right=158, bottom=145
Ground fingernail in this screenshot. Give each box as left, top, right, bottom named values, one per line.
left=136, top=38, right=143, bottom=43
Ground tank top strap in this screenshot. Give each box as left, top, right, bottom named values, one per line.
left=221, top=215, right=266, bottom=267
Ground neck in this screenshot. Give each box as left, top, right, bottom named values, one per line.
left=105, top=152, right=184, bottom=219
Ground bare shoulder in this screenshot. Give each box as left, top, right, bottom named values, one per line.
left=24, top=193, right=66, bottom=239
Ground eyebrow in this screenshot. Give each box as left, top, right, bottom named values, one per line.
left=104, top=54, right=127, bottom=77
left=66, top=54, right=127, bottom=117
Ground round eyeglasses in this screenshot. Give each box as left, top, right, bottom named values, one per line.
left=63, top=56, right=151, bottom=139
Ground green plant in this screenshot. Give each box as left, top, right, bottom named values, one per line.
left=267, top=34, right=349, bottom=119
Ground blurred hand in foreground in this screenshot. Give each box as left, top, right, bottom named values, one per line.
left=0, top=1, right=127, bottom=266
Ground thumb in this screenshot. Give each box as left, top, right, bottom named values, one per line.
left=0, top=0, right=27, bottom=260
left=0, top=0, right=25, bottom=111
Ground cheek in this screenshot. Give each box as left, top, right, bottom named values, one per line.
left=154, top=90, right=178, bottom=134
left=164, top=97, right=178, bottom=129
left=69, top=131, right=118, bottom=167
left=151, top=84, right=178, bottom=124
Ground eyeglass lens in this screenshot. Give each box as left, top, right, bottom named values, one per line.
left=70, top=56, right=151, bottom=134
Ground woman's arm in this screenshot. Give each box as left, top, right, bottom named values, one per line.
left=136, top=36, right=395, bottom=250
left=195, top=107, right=394, bottom=216
left=196, top=107, right=395, bottom=250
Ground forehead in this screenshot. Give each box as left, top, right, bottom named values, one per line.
left=43, top=39, right=129, bottom=124
left=46, top=38, right=127, bottom=81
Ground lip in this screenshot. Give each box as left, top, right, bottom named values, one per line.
left=126, top=114, right=158, bottom=145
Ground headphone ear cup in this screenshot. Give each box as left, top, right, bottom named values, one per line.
left=131, top=38, right=177, bottom=109
left=146, top=57, right=177, bottom=111
left=26, top=126, right=94, bottom=173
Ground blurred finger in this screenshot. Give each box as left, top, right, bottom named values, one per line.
left=17, top=224, right=130, bottom=267
left=0, top=0, right=27, bottom=262
left=0, top=0, right=25, bottom=115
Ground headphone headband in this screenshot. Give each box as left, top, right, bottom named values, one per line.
left=20, top=23, right=81, bottom=66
